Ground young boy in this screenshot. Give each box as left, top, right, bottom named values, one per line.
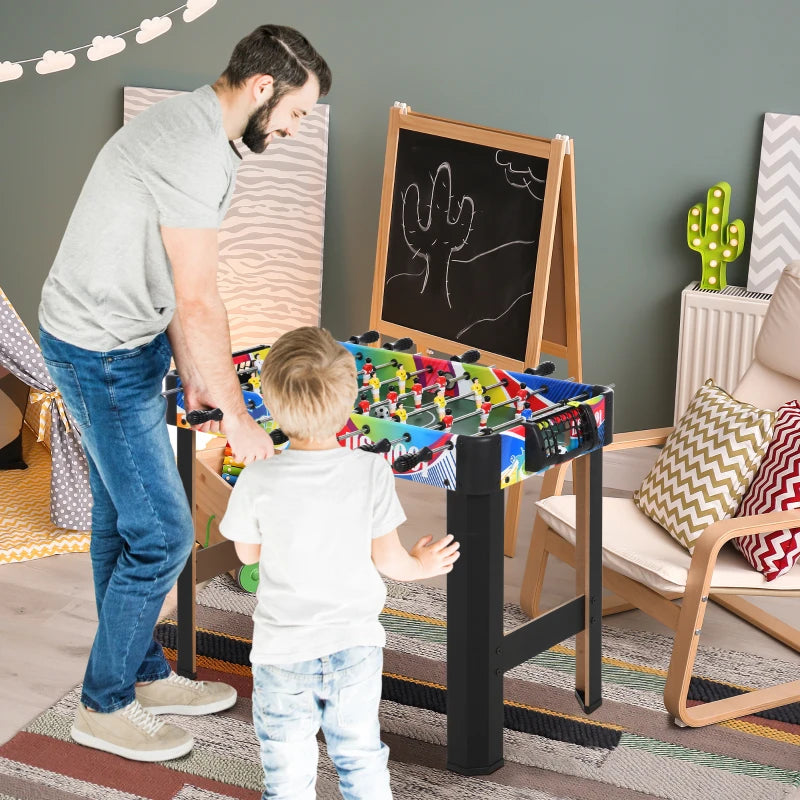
left=219, top=327, right=460, bottom=800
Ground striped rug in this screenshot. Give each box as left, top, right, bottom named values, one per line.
left=2, top=577, right=799, bottom=799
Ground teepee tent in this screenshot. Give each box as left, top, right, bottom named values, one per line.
left=0, top=287, right=91, bottom=530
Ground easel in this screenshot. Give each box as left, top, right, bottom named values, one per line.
left=369, top=105, right=583, bottom=557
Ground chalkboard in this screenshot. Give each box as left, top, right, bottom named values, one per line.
left=371, top=109, right=569, bottom=368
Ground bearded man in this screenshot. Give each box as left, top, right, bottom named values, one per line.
left=38, top=25, right=330, bottom=761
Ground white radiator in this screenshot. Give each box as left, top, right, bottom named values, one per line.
left=674, top=282, right=772, bottom=423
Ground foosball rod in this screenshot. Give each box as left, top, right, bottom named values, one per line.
left=482, top=392, right=592, bottom=435
left=357, top=357, right=399, bottom=377
left=359, top=431, right=412, bottom=454
left=337, top=425, right=371, bottom=442
left=446, top=388, right=548, bottom=426
left=392, top=441, right=455, bottom=473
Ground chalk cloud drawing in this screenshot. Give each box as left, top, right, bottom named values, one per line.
left=496, top=150, right=545, bottom=200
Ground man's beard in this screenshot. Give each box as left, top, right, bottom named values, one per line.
left=241, top=89, right=283, bottom=154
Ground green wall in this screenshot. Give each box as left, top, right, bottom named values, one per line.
left=1, top=0, right=797, bottom=430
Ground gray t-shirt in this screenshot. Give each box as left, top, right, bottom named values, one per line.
left=39, top=85, right=240, bottom=351
left=218, top=447, right=407, bottom=665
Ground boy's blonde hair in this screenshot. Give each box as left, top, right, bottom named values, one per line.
left=260, top=326, right=357, bottom=440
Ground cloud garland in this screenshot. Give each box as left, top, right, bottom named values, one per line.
left=1, top=0, right=217, bottom=83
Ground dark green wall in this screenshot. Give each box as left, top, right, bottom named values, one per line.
left=1, top=0, right=797, bottom=429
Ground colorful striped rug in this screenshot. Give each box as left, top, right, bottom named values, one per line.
left=2, top=576, right=799, bottom=799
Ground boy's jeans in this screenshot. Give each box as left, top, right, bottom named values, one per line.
left=252, top=646, right=392, bottom=800
left=39, top=327, right=194, bottom=713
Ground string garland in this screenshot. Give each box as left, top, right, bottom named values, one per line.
left=0, top=0, right=217, bottom=82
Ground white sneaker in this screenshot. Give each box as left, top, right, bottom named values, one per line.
left=71, top=700, right=193, bottom=762
left=136, top=671, right=237, bottom=715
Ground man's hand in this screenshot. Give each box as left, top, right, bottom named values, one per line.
left=409, top=534, right=461, bottom=578
left=223, top=413, right=275, bottom=464
left=182, top=384, right=222, bottom=434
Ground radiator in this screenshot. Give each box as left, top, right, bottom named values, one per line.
left=674, top=282, right=772, bottom=423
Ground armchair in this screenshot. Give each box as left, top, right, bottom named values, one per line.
left=520, top=262, right=800, bottom=726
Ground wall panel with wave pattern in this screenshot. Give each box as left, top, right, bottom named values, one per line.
left=123, top=86, right=329, bottom=349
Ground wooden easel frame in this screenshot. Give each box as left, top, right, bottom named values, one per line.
left=369, top=106, right=583, bottom=556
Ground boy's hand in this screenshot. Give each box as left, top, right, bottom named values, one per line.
left=224, top=413, right=275, bottom=464
left=410, top=534, right=460, bottom=578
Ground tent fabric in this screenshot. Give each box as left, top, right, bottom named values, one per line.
left=0, top=287, right=91, bottom=530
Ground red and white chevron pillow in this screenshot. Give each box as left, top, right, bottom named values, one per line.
left=734, top=401, right=800, bottom=581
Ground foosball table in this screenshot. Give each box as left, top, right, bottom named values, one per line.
left=167, top=333, right=613, bottom=776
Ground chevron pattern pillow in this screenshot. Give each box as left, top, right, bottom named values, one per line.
left=733, top=401, right=800, bottom=580
left=634, top=381, right=775, bottom=552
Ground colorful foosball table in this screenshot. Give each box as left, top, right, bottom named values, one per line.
left=167, top=336, right=613, bottom=776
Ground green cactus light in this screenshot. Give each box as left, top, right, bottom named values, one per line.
left=687, top=182, right=745, bottom=290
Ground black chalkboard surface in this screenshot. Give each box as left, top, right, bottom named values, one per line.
left=380, top=127, right=549, bottom=362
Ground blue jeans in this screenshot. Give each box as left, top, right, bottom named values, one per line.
left=252, top=646, right=392, bottom=800
left=39, top=327, right=193, bottom=713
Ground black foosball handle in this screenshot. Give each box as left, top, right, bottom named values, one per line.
left=348, top=330, right=380, bottom=345
left=393, top=446, right=433, bottom=473
left=268, top=428, right=289, bottom=446
left=185, top=407, right=224, bottom=426
left=451, top=349, right=481, bottom=364
left=359, top=437, right=392, bottom=454
left=383, top=337, right=415, bottom=352
left=525, top=361, right=556, bottom=377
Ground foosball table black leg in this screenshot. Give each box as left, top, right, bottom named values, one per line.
left=574, top=447, right=603, bottom=712
left=175, top=422, right=198, bottom=680
left=446, top=434, right=505, bottom=775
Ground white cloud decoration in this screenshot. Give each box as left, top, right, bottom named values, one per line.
left=136, top=16, right=173, bottom=45
left=2, top=3, right=220, bottom=82
left=36, top=50, right=76, bottom=75
left=87, top=35, right=126, bottom=61
left=183, top=0, right=217, bottom=23
left=0, top=61, right=23, bottom=82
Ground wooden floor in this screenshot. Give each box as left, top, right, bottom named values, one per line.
left=1, top=445, right=798, bottom=745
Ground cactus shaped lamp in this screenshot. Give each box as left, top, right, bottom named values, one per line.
left=687, top=182, right=745, bottom=290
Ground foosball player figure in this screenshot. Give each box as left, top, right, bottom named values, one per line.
left=386, top=386, right=399, bottom=414
left=520, top=402, right=533, bottom=422
left=433, top=393, right=447, bottom=421
left=392, top=405, right=408, bottom=424
left=395, top=366, right=407, bottom=394
left=368, top=373, right=381, bottom=402
left=248, top=373, right=261, bottom=392
left=479, top=395, right=493, bottom=428
left=472, top=377, right=483, bottom=408
left=435, top=371, right=448, bottom=398
left=411, top=380, right=424, bottom=409
left=514, top=384, right=530, bottom=413
left=361, top=357, right=374, bottom=387
left=441, top=407, right=454, bottom=433
left=357, top=397, right=371, bottom=416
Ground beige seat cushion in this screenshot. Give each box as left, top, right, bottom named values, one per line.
left=536, top=494, right=800, bottom=594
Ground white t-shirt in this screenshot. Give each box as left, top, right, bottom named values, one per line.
left=219, top=446, right=406, bottom=664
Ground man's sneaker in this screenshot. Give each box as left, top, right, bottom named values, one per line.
left=70, top=700, right=193, bottom=762
left=136, top=672, right=237, bottom=715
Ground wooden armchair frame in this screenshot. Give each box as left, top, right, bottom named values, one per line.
left=519, top=427, right=800, bottom=726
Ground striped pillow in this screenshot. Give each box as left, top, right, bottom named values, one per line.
left=634, top=381, right=775, bottom=552
left=734, top=401, right=800, bottom=581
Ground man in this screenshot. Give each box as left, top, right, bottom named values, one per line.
left=38, top=25, right=331, bottom=762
